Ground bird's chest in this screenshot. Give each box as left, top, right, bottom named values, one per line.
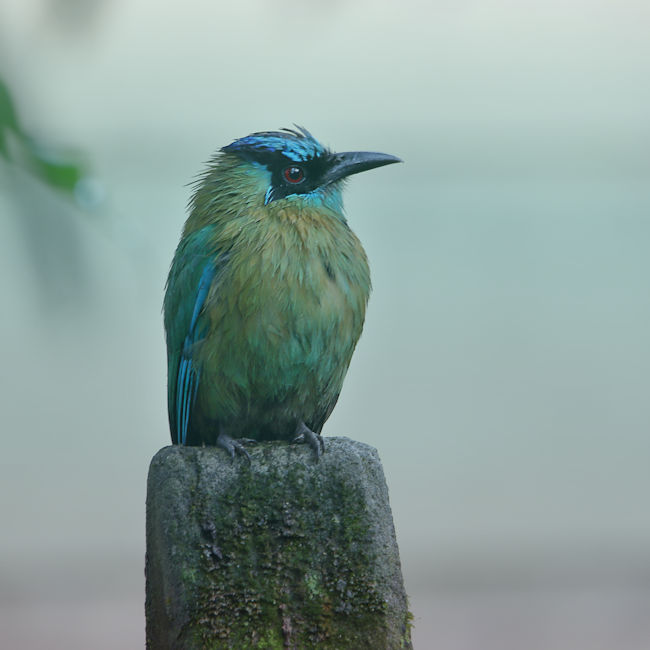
left=239, top=240, right=352, bottom=346
left=211, top=220, right=368, bottom=370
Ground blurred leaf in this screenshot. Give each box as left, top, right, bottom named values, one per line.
left=0, top=77, right=89, bottom=196
left=24, top=139, right=85, bottom=192
left=0, top=78, right=22, bottom=158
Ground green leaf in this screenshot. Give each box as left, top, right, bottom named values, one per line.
left=28, top=146, right=85, bottom=192
left=0, top=77, right=92, bottom=199
left=0, top=79, right=22, bottom=158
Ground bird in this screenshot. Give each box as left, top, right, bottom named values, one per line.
left=163, top=126, right=400, bottom=461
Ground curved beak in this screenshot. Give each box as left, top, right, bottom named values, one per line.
left=322, top=151, right=402, bottom=186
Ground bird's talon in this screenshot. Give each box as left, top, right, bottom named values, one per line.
left=236, top=445, right=252, bottom=465
left=293, top=423, right=324, bottom=461
left=218, top=431, right=252, bottom=464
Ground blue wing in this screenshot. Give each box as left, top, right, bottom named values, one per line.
left=164, top=227, right=221, bottom=445
left=174, top=262, right=215, bottom=444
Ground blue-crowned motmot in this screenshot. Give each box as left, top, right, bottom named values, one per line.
left=164, top=127, right=400, bottom=460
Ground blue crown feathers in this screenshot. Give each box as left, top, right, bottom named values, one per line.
left=221, top=126, right=328, bottom=163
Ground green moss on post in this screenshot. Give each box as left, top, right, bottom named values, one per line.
left=146, top=438, right=412, bottom=649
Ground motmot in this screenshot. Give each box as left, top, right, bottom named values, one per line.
left=164, top=127, right=400, bottom=460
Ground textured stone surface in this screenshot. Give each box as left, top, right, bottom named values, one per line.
left=145, top=437, right=412, bottom=649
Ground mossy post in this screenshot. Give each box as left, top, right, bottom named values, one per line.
left=145, top=437, right=412, bottom=649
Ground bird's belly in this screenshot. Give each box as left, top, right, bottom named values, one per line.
left=196, top=256, right=366, bottom=436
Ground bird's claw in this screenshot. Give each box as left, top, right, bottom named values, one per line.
left=293, top=423, right=325, bottom=460
left=217, top=431, right=255, bottom=464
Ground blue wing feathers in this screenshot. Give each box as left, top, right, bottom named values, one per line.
left=176, top=357, right=201, bottom=445
left=176, top=357, right=188, bottom=444
left=174, top=259, right=216, bottom=445
left=190, top=263, right=217, bottom=334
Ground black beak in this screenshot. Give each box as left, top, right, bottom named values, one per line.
left=321, top=151, right=402, bottom=186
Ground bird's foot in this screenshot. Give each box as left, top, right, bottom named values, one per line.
left=216, top=430, right=255, bottom=464
left=293, top=422, right=325, bottom=461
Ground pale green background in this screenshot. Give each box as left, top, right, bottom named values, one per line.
left=1, top=1, right=649, bottom=648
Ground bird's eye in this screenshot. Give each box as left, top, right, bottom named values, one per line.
left=283, top=166, right=305, bottom=184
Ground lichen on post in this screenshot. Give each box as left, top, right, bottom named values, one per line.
left=145, top=437, right=412, bottom=649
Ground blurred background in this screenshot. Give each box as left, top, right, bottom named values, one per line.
left=1, top=1, right=649, bottom=648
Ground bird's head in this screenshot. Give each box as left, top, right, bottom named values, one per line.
left=210, top=126, right=401, bottom=213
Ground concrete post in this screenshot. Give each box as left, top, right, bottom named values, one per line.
left=146, top=437, right=412, bottom=649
